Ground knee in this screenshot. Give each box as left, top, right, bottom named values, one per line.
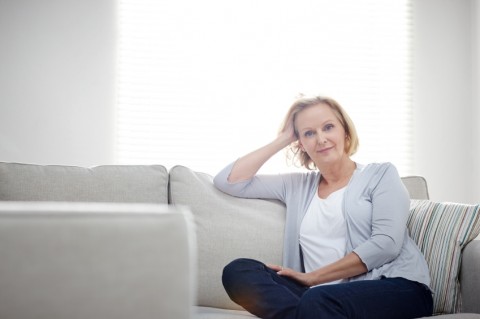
left=222, top=258, right=262, bottom=284
left=222, top=258, right=263, bottom=289
left=222, top=258, right=264, bottom=300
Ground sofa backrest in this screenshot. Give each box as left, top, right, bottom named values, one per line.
left=0, top=161, right=427, bottom=204
left=401, top=175, right=429, bottom=200
left=0, top=162, right=169, bottom=203
left=169, top=165, right=286, bottom=311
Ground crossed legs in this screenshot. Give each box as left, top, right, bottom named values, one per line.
left=222, top=258, right=433, bottom=319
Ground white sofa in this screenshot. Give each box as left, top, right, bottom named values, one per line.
left=0, top=162, right=479, bottom=319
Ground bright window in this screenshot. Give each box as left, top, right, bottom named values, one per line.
left=116, top=0, right=412, bottom=176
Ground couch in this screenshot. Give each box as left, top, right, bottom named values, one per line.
left=0, top=162, right=479, bottom=319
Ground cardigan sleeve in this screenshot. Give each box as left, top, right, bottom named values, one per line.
left=352, top=163, right=411, bottom=271
left=213, top=161, right=289, bottom=202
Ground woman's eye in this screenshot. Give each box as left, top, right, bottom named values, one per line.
left=304, top=131, right=315, bottom=137
left=324, top=124, right=334, bottom=131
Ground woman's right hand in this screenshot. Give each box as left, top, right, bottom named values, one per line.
left=277, top=112, right=297, bottom=147
left=227, top=109, right=297, bottom=183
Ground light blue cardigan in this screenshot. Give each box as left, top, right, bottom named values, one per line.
left=213, top=161, right=431, bottom=288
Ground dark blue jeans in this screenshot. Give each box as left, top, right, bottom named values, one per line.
left=222, top=258, right=433, bottom=319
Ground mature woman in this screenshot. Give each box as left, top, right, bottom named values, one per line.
left=213, top=96, right=433, bottom=319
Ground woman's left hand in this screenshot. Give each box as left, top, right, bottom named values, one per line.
left=267, top=253, right=367, bottom=288
left=267, top=264, right=316, bottom=287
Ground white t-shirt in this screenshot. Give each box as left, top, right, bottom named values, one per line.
left=299, top=186, right=347, bottom=284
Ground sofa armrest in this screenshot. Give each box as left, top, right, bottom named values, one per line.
left=460, top=239, right=480, bottom=314
left=0, top=202, right=196, bottom=319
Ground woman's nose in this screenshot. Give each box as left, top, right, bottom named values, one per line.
left=316, top=131, right=327, bottom=144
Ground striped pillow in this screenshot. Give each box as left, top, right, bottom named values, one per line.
left=408, top=200, right=480, bottom=315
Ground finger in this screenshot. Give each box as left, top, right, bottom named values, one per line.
left=266, top=264, right=284, bottom=273
left=266, top=264, right=280, bottom=270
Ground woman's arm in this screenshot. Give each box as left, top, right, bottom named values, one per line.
left=352, top=163, right=411, bottom=270
left=228, top=122, right=296, bottom=183
left=213, top=116, right=297, bottom=200
left=269, top=252, right=367, bottom=287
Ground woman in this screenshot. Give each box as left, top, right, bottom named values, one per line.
left=213, top=96, right=433, bottom=319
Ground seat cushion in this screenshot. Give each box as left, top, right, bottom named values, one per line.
left=195, top=307, right=480, bottom=319
left=0, top=162, right=168, bottom=203
left=195, top=306, right=256, bottom=319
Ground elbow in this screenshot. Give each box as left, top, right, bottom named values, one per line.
left=357, top=235, right=403, bottom=270
left=212, top=174, right=221, bottom=188
left=375, top=235, right=403, bottom=264
left=213, top=173, right=248, bottom=197
left=382, top=239, right=402, bottom=260
left=213, top=174, right=228, bottom=192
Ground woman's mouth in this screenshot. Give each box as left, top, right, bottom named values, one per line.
left=317, top=146, right=334, bottom=153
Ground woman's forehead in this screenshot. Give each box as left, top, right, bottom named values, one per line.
left=295, top=103, right=338, bottom=127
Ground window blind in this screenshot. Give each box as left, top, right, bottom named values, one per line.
left=116, top=0, right=413, bottom=176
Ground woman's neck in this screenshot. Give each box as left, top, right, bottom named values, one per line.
left=318, top=158, right=356, bottom=186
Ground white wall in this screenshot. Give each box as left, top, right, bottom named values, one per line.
left=0, top=0, right=478, bottom=203
left=474, top=0, right=480, bottom=203
left=413, top=0, right=478, bottom=204
left=0, top=0, right=116, bottom=167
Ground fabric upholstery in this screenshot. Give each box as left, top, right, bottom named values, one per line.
left=402, top=176, right=430, bottom=199
left=168, top=165, right=285, bottom=310
left=408, top=200, right=480, bottom=314
left=460, top=240, right=480, bottom=313
left=0, top=201, right=195, bottom=319
left=196, top=306, right=256, bottom=318
left=0, top=162, right=168, bottom=203
left=195, top=306, right=480, bottom=319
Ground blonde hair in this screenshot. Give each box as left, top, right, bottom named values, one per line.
left=279, top=96, right=359, bottom=170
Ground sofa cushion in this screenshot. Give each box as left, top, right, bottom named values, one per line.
left=408, top=200, right=480, bottom=315
left=194, top=307, right=480, bottom=319
left=195, top=306, right=256, bottom=318
left=169, top=166, right=285, bottom=310
left=0, top=162, right=168, bottom=203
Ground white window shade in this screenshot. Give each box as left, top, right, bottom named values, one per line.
left=116, top=0, right=412, bottom=176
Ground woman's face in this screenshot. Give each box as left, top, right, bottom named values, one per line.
left=295, top=103, right=348, bottom=168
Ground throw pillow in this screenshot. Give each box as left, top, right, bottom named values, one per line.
left=408, top=200, right=480, bottom=315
